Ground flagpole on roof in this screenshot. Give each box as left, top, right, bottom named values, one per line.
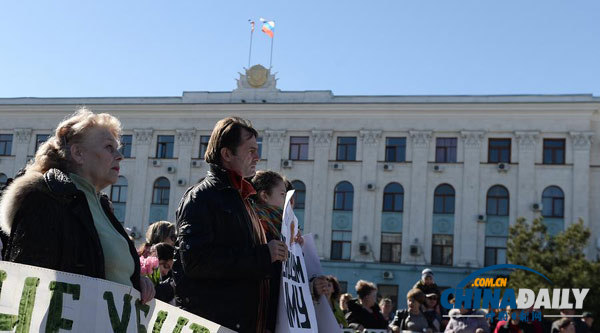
left=269, top=33, right=274, bottom=69
left=248, top=19, right=255, bottom=67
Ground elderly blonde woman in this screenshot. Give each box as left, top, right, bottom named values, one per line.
left=0, top=108, right=154, bottom=302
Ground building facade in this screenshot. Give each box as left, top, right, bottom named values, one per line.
left=1, top=66, right=599, bottom=305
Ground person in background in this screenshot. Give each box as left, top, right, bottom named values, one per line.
left=423, top=293, right=443, bottom=331
left=379, top=298, right=394, bottom=324
left=324, top=275, right=349, bottom=328
left=345, top=280, right=388, bottom=330
left=414, top=268, right=441, bottom=299
left=445, top=305, right=489, bottom=333
left=552, top=310, right=588, bottom=333
left=582, top=312, right=595, bottom=333
left=0, top=108, right=154, bottom=303
left=494, top=307, right=532, bottom=333
left=390, top=288, right=432, bottom=333
left=250, top=169, right=292, bottom=333
left=152, top=242, right=176, bottom=304
left=340, top=293, right=352, bottom=314
left=138, top=220, right=176, bottom=257
left=173, top=117, right=288, bottom=333
left=555, top=318, right=576, bottom=333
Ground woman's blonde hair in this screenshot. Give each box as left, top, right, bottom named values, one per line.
left=27, top=107, right=122, bottom=174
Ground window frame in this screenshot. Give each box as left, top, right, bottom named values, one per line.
left=435, top=137, right=457, bottom=163
left=156, top=135, right=175, bottom=159
left=119, top=135, right=133, bottom=158
left=488, top=138, right=511, bottom=163
left=336, top=137, right=357, bottom=161
left=152, top=178, right=170, bottom=205
left=0, top=134, right=13, bottom=156
left=543, top=139, right=566, bottom=165
left=486, top=185, right=509, bottom=216
left=384, top=137, right=406, bottom=162
left=289, top=136, right=309, bottom=160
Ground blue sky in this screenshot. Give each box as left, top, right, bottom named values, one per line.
left=0, top=0, right=598, bottom=97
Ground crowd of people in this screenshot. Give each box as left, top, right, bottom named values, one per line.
left=0, top=109, right=596, bottom=333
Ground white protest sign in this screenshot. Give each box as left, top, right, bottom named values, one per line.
left=0, top=261, right=235, bottom=332
left=276, top=190, right=318, bottom=333
left=301, top=233, right=343, bottom=333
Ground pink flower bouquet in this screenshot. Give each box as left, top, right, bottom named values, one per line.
left=140, top=255, right=160, bottom=285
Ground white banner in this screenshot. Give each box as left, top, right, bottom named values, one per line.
left=275, top=190, right=318, bottom=333
left=0, top=261, right=235, bottom=332
left=301, top=233, right=343, bottom=333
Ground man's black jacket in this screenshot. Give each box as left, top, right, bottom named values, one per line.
left=173, top=164, right=272, bottom=332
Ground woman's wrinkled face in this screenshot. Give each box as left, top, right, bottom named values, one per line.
left=261, top=180, right=287, bottom=209
left=74, top=127, right=123, bottom=191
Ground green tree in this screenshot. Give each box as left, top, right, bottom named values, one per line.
left=507, top=217, right=600, bottom=327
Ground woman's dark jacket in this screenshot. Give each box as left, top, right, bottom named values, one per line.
left=173, top=164, right=272, bottom=333
left=0, top=168, right=141, bottom=291
left=345, top=298, right=389, bottom=330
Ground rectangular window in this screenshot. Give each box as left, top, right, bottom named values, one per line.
left=385, top=137, right=406, bottom=162
left=431, top=234, right=453, bottom=266
left=0, top=134, right=13, bottom=156
left=543, top=139, right=565, bottom=164
left=34, top=134, right=50, bottom=154
left=257, top=137, right=263, bottom=159
left=111, top=185, right=127, bottom=203
left=289, top=136, right=309, bottom=160
left=484, top=236, right=507, bottom=266
left=331, top=230, right=352, bottom=260
left=435, top=138, right=457, bottom=163
left=199, top=136, right=210, bottom=159
left=488, top=139, right=511, bottom=163
left=119, top=135, right=132, bottom=158
left=380, top=233, right=402, bottom=263
left=156, top=135, right=174, bottom=158
left=336, top=137, right=357, bottom=161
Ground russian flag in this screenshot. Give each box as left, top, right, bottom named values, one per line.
left=260, top=18, right=275, bottom=38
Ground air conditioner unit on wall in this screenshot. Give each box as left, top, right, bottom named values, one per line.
left=382, top=271, right=394, bottom=280
left=532, top=203, right=543, bottom=211
left=359, top=242, right=370, bottom=254
left=383, top=163, right=393, bottom=171
left=497, top=163, right=509, bottom=172
left=332, top=163, right=343, bottom=170
left=433, top=165, right=443, bottom=173
left=177, top=179, right=187, bottom=186
left=410, top=245, right=420, bottom=256
left=152, top=160, right=161, bottom=167
left=282, top=159, right=293, bottom=168
left=167, top=166, right=176, bottom=174
left=477, top=214, right=486, bottom=223
left=366, top=183, right=376, bottom=191
left=191, top=160, right=201, bottom=168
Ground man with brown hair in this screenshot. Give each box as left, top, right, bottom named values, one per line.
left=173, top=117, right=288, bottom=333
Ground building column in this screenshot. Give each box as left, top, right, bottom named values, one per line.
left=515, top=131, right=539, bottom=223
left=356, top=130, right=381, bottom=261
left=458, top=130, right=484, bottom=266
left=12, top=128, right=32, bottom=174
left=569, top=132, right=593, bottom=228
left=130, top=129, right=153, bottom=236
left=404, top=130, right=432, bottom=264
left=173, top=129, right=196, bottom=220
left=264, top=129, right=286, bottom=172
left=310, top=130, right=332, bottom=257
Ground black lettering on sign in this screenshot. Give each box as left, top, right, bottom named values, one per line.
left=284, top=282, right=312, bottom=329
left=45, top=281, right=81, bottom=332
left=282, top=253, right=306, bottom=283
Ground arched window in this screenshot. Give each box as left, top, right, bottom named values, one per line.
left=152, top=177, right=170, bottom=205
left=542, top=186, right=564, bottom=218
left=433, top=184, right=455, bottom=214
left=486, top=185, right=509, bottom=216
left=292, top=180, right=306, bottom=209
left=383, top=183, right=404, bottom=212
left=0, top=173, right=7, bottom=186
left=110, top=176, right=128, bottom=203
left=334, top=181, right=353, bottom=211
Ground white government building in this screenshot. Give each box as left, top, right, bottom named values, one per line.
left=1, top=65, right=599, bottom=304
